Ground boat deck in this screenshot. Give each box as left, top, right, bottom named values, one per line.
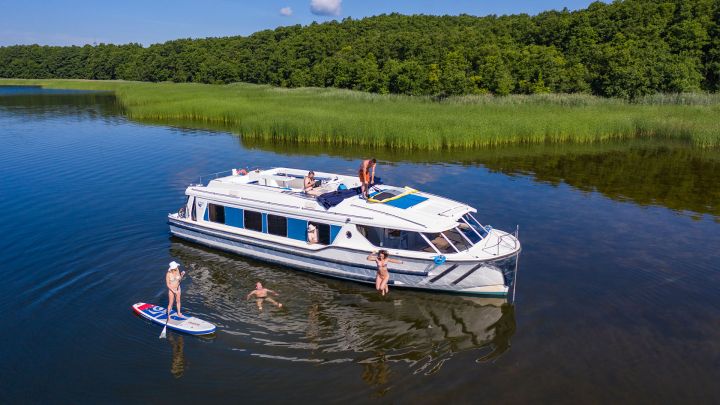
left=192, top=167, right=474, bottom=233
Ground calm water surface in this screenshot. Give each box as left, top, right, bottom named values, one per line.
left=1, top=88, right=719, bottom=403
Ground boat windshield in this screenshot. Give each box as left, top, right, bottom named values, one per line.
left=358, top=223, right=480, bottom=255
left=422, top=215, right=489, bottom=254
left=458, top=213, right=488, bottom=244
left=424, top=227, right=473, bottom=253
left=356, top=225, right=436, bottom=252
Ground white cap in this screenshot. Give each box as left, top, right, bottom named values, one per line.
left=168, top=261, right=180, bottom=270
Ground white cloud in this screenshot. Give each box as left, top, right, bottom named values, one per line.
left=310, top=0, right=341, bottom=16
left=279, top=6, right=293, bottom=16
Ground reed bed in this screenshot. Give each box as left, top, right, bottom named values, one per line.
left=2, top=79, right=718, bottom=149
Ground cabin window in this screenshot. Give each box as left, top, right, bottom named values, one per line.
left=191, top=198, right=197, bottom=221
left=356, top=225, right=432, bottom=252
left=208, top=204, right=225, bottom=224
left=225, top=207, right=244, bottom=228
left=309, top=222, right=331, bottom=245
left=287, top=218, right=308, bottom=241
left=244, top=210, right=262, bottom=232
left=267, top=214, right=287, bottom=237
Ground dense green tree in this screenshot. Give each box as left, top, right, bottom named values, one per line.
left=0, top=0, right=718, bottom=98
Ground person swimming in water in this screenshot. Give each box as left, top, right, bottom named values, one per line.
left=367, top=250, right=402, bottom=296
left=358, top=158, right=376, bottom=198
left=246, top=282, right=283, bottom=310
left=166, top=261, right=186, bottom=318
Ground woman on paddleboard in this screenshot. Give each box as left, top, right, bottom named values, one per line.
left=166, top=261, right=185, bottom=318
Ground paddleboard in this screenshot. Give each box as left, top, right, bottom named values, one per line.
left=132, top=303, right=216, bottom=335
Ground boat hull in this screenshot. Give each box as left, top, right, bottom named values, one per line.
left=168, top=217, right=517, bottom=296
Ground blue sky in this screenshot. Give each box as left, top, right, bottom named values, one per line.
left=0, top=0, right=603, bottom=46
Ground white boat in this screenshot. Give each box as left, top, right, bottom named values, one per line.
left=168, top=167, right=521, bottom=296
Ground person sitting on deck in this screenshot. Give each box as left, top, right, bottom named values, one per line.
left=304, top=171, right=322, bottom=195
left=358, top=158, right=377, bottom=199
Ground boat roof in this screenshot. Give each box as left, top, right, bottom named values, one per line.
left=188, top=167, right=476, bottom=233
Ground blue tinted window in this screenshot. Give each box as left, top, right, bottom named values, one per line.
left=287, top=218, right=308, bottom=241
left=225, top=207, right=244, bottom=228
left=330, top=225, right=341, bottom=243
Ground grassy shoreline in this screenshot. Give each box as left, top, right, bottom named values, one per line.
left=1, top=79, right=718, bottom=149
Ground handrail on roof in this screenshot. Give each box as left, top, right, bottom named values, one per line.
left=195, top=169, right=237, bottom=186
left=195, top=167, right=272, bottom=186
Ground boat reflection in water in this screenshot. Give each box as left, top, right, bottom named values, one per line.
left=170, top=240, right=516, bottom=381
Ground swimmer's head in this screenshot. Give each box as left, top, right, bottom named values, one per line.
left=378, top=249, right=388, bottom=259
left=256, top=282, right=263, bottom=289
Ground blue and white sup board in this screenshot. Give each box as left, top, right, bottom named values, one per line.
left=132, top=302, right=216, bottom=335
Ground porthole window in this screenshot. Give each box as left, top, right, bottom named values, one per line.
left=346, top=231, right=352, bottom=239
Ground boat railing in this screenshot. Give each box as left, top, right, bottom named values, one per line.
left=194, top=166, right=274, bottom=186
left=481, top=226, right=519, bottom=256
left=195, top=169, right=234, bottom=186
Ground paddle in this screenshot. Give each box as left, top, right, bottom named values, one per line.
left=160, top=271, right=185, bottom=339
left=159, top=309, right=170, bottom=339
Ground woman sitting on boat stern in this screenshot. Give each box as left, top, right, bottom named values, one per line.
left=166, top=261, right=185, bottom=318
left=367, top=250, right=402, bottom=296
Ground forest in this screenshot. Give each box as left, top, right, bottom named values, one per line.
left=0, top=0, right=719, bottom=99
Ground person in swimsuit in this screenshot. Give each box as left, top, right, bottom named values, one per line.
left=304, top=170, right=321, bottom=195
left=246, top=282, right=282, bottom=310
left=358, top=158, right=376, bottom=198
left=367, top=250, right=402, bottom=296
left=307, top=223, right=319, bottom=244
left=166, top=261, right=186, bottom=318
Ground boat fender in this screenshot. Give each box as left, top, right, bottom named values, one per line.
left=433, top=255, right=446, bottom=265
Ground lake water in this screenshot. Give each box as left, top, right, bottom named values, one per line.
left=1, top=87, right=719, bottom=403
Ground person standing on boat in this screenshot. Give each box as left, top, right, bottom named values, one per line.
left=166, top=261, right=185, bottom=318
left=367, top=250, right=402, bottom=296
left=247, top=282, right=282, bottom=310
left=358, top=158, right=376, bottom=198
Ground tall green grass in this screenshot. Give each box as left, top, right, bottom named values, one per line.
left=2, top=79, right=719, bottom=149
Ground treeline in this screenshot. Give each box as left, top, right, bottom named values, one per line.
left=1, top=0, right=718, bottom=99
